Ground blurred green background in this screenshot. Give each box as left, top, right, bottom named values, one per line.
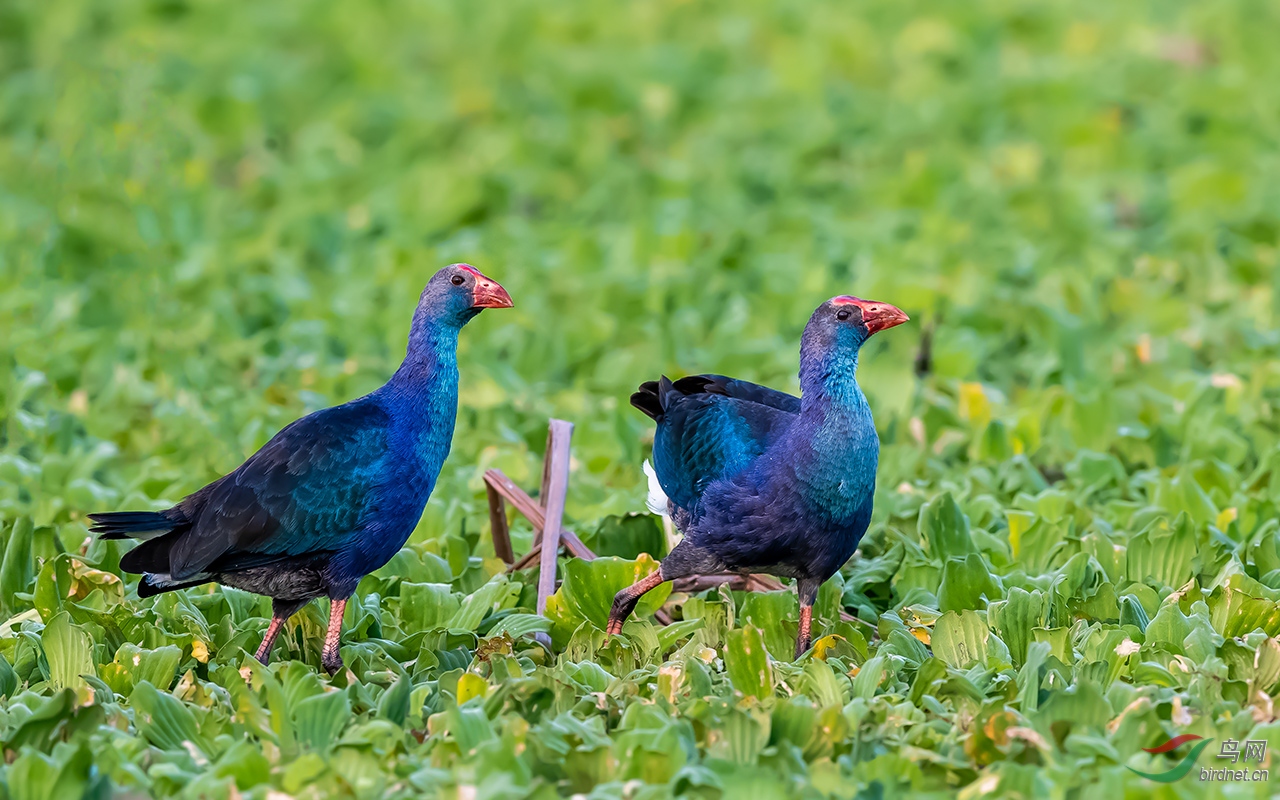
left=5, top=0, right=1276, bottom=542
left=3, top=0, right=1280, bottom=796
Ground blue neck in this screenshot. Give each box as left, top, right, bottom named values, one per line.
left=794, top=343, right=878, bottom=523
left=377, top=318, right=461, bottom=459
left=799, top=347, right=868, bottom=418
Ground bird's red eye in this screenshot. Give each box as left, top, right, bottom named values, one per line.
left=451, top=275, right=465, bottom=286
left=836, top=309, right=851, bottom=321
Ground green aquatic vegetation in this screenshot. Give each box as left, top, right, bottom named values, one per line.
left=3, top=0, right=1280, bottom=796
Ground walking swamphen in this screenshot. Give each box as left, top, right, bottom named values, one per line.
left=613, top=295, right=909, bottom=659
left=89, top=264, right=512, bottom=674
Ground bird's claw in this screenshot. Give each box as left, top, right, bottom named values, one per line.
left=321, top=649, right=343, bottom=675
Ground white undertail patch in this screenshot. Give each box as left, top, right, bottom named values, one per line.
left=643, top=459, right=669, bottom=516
left=643, top=459, right=682, bottom=552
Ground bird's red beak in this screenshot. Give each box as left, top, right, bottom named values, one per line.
left=836, top=296, right=910, bottom=334
left=468, top=269, right=514, bottom=309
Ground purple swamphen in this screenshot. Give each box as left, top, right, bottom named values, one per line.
left=615, top=296, right=909, bottom=659
left=90, top=264, right=513, bottom=674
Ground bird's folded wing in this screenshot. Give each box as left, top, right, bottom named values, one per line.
left=681, top=374, right=801, bottom=415
left=168, top=401, right=391, bottom=580
left=652, top=375, right=798, bottom=511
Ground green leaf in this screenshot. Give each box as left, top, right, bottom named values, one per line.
left=799, top=660, right=845, bottom=708
left=449, top=575, right=520, bottom=632
left=1017, top=641, right=1050, bottom=711
left=655, top=617, right=704, bottom=651
left=557, top=554, right=670, bottom=630
left=850, top=655, right=887, bottom=701
left=106, top=644, right=184, bottom=693
left=292, top=689, right=352, bottom=750
left=1119, top=594, right=1150, bottom=631
left=442, top=705, right=494, bottom=754
left=41, top=611, right=94, bottom=695
left=725, top=625, right=772, bottom=700
left=683, top=593, right=735, bottom=650
left=708, top=709, right=769, bottom=765
left=740, top=591, right=798, bottom=661
left=377, top=673, right=411, bottom=725
left=1031, top=627, right=1072, bottom=664
left=0, top=651, right=16, bottom=699
left=919, top=493, right=976, bottom=560
left=1, top=516, right=34, bottom=613
left=1144, top=602, right=1193, bottom=653
left=931, top=610, right=989, bottom=669
left=32, top=555, right=75, bottom=623
left=1033, top=680, right=1111, bottom=731
left=400, top=583, right=461, bottom=632
left=588, top=513, right=667, bottom=559
left=131, top=680, right=207, bottom=755
left=1253, top=638, right=1280, bottom=693
left=989, top=587, right=1045, bottom=666
left=485, top=612, right=552, bottom=640
left=937, top=553, right=1003, bottom=612
left=8, top=741, right=102, bottom=800
left=1127, top=514, right=1197, bottom=587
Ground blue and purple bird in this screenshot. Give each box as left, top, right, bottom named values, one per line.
left=90, top=264, right=512, bottom=673
left=614, top=295, right=909, bottom=658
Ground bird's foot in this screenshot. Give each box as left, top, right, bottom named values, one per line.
left=321, top=648, right=343, bottom=675
left=605, top=617, right=625, bottom=637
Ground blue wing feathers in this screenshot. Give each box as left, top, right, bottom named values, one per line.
left=162, top=400, right=391, bottom=580
left=634, top=374, right=799, bottom=513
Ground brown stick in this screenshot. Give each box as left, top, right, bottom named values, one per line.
left=486, top=482, right=514, bottom=565
left=536, top=426, right=556, bottom=544
left=484, top=470, right=595, bottom=565
left=535, top=420, right=574, bottom=616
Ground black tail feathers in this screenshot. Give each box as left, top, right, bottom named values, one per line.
left=136, top=573, right=205, bottom=598
left=88, top=510, right=177, bottom=540
left=630, top=378, right=666, bottom=420
left=632, top=375, right=729, bottom=421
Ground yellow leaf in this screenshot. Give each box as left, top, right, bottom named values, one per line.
left=1006, top=511, right=1035, bottom=560
left=811, top=635, right=843, bottom=661
left=1217, top=507, right=1238, bottom=530
left=457, top=673, right=489, bottom=704
left=1136, top=334, right=1152, bottom=364
left=958, top=383, right=991, bottom=427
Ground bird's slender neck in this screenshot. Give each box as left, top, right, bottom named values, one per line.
left=799, top=346, right=868, bottom=417
left=795, top=340, right=879, bottom=523
left=381, top=313, right=462, bottom=408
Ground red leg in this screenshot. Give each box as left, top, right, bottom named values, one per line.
left=795, top=577, right=820, bottom=660
left=256, top=598, right=308, bottom=665
left=795, top=602, right=813, bottom=660
left=255, top=616, right=287, bottom=664
left=606, top=570, right=666, bottom=637
left=321, top=598, right=347, bottom=674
